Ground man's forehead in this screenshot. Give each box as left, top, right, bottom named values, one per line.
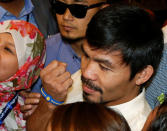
left=83, top=43, right=125, bottom=67
left=83, top=41, right=122, bottom=56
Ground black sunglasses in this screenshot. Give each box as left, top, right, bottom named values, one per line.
left=52, top=1, right=105, bottom=18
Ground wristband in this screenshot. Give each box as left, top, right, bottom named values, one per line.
left=41, top=87, right=64, bottom=106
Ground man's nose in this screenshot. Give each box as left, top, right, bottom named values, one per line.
left=63, top=8, right=74, bottom=20
left=82, top=61, right=98, bottom=81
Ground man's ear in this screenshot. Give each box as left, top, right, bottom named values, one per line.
left=135, top=65, right=154, bottom=86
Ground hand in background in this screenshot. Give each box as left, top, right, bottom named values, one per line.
left=20, top=92, right=41, bottom=119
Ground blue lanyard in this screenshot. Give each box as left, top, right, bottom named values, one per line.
left=0, top=93, right=18, bottom=125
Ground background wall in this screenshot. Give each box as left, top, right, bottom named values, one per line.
left=107, top=0, right=167, bottom=27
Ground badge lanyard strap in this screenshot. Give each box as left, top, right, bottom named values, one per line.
left=0, top=93, right=18, bottom=125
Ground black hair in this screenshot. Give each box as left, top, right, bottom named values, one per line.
left=149, top=99, right=167, bottom=131
left=86, top=5, right=164, bottom=86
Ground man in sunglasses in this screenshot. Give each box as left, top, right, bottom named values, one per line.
left=26, top=5, right=164, bottom=131
left=21, top=0, right=108, bottom=119
left=30, top=0, right=107, bottom=93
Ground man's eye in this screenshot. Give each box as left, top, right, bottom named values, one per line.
left=5, top=47, right=13, bottom=54
left=99, top=64, right=110, bottom=71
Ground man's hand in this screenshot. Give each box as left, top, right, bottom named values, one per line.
left=40, top=60, right=73, bottom=109
left=20, top=92, right=41, bottom=119
left=26, top=60, right=73, bottom=131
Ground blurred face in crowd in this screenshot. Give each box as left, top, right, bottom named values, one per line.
left=81, top=40, right=141, bottom=106
left=0, top=33, right=18, bottom=81
left=56, top=0, right=106, bottom=40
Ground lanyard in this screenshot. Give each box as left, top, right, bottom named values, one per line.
left=26, top=14, right=29, bottom=22
left=0, top=93, right=18, bottom=125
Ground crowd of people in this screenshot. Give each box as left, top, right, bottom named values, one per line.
left=0, top=0, right=167, bottom=131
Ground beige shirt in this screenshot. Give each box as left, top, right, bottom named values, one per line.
left=65, top=70, right=152, bottom=131
left=64, top=70, right=83, bottom=104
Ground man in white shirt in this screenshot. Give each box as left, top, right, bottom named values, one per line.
left=26, top=5, right=164, bottom=131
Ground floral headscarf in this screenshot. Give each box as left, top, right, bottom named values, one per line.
left=0, top=20, right=46, bottom=130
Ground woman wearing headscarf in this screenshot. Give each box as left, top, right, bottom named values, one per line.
left=0, top=20, right=45, bottom=131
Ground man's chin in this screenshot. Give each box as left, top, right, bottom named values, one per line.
left=83, top=92, right=100, bottom=104
left=61, top=35, right=84, bottom=43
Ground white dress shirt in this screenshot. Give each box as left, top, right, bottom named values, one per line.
left=111, top=89, right=151, bottom=131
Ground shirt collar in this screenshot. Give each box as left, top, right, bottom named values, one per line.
left=19, top=0, right=34, bottom=17
left=111, top=88, right=146, bottom=110
left=65, top=41, right=81, bottom=61
left=0, top=0, right=34, bottom=19
left=0, top=6, right=8, bottom=20
left=110, top=89, right=151, bottom=130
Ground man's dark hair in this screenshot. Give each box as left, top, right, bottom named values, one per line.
left=86, top=5, right=164, bottom=86
left=149, top=112, right=167, bottom=131
left=149, top=99, right=167, bottom=131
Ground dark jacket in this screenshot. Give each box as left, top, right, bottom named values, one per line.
left=32, top=0, right=59, bottom=38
